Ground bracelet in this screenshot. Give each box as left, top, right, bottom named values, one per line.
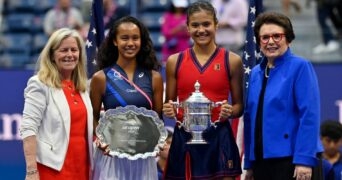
left=26, top=169, right=38, bottom=175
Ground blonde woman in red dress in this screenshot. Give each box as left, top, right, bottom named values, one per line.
left=20, top=28, right=93, bottom=180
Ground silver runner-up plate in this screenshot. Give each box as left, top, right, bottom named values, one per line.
left=96, top=105, right=167, bottom=160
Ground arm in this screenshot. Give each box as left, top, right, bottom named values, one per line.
left=89, top=70, right=106, bottom=135
left=293, top=61, right=320, bottom=166
left=228, top=52, right=244, bottom=118
left=165, top=54, right=178, bottom=102
left=20, top=77, right=48, bottom=178
left=152, top=70, right=164, bottom=118
left=23, top=136, right=39, bottom=179
left=43, top=10, right=55, bottom=36
left=162, top=53, right=179, bottom=118
left=219, top=0, right=248, bottom=29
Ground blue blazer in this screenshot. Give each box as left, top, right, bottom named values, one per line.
left=244, top=49, right=323, bottom=169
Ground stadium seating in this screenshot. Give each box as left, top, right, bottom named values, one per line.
left=149, top=31, right=165, bottom=51
left=3, top=13, right=34, bottom=33
left=6, top=0, right=36, bottom=14
left=0, top=33, right=32, bottom=56
left=32, top=33, right=49, bottom=55
left=0, top=0, right=171, bottom=69
left=140, top=12, right=165, bottom=31
left=117, top=0, right=131, bottom=8
left=139, top=0, right=169, bottom=12
left=0, top=53, right=31, bottom=68
left=31, top=15, right=45, bottom=33
left=35, top=0, right=56, bottom=14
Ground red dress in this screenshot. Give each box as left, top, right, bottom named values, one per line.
left=38, top=80, right=90, bottom=179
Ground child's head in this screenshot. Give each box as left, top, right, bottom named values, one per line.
left=320, top=120, right=342, bottom=156
left=160, top=127, right=174, bottom=160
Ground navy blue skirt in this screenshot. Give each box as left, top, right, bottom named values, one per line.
left=164, top=121, right=242, bottom=179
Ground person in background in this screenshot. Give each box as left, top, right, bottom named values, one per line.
left=211, top=0, right=249, bottom=54
left=322, top=158, right=335, bottom=180
left=20, top=28, right=93, bottom=180
left=161, top=0, right=191, bottom=67
left=320, top=120, right=342, bottom=180
left=243, top=11, right=322, bottom=180
left=43, top=0, right=84, bottom=36
left=312, top=0, right=340, bottom=54
left=90, top=16, right=164, bottom=180
left=282, top=0, right=301, bottom=16
left=162, top=1, right=244, bottom=179
left=102, top=0, right=130, bottom=31
left=157, top=126, right=174, bottom=180
left=79, top=0, right=129, bottom=39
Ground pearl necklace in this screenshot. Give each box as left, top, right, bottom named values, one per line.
left=265, top=64, right=274, bottom=78
left=265, top=67, right=270, bottom=78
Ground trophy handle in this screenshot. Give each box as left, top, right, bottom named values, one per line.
left=211, top=101, right=224, bottom=128
left=170, top=102, right=184, bottom=129
left=171, top=101, right=182, bottom=108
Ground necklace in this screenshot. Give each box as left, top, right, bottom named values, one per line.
left=265, top=67, right=270, bottom=78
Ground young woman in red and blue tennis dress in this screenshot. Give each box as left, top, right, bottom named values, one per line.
left=162, top=1, right=244, bottom=179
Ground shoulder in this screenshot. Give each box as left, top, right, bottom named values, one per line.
left=24, top=75, right=49, bottom=97
left=227, top=50, right=243, bottom=68
left=26, top=75, right=46, bottom=89
left=286, top=54, right=314, bottom=70
left=166, top=52, right=182, bottom=67
left=151, top=70, right=163, bottom=83
left=151, top=70, right=162, bottom=78
left=45, top=9, right=56, bottom=15
left=90, top=70, right=106, bottom=86
left=71, top=7, right=82, bottom=14
left=228, top=51, right=242, bottom=61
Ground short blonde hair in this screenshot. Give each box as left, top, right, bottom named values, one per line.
left=36, top=28, right=88, bottom=92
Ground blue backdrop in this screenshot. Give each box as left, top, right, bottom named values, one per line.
left=0, top=63, right=341, bottom=179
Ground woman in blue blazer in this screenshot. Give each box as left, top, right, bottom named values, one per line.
left=244, top=12, right=322, bottom=180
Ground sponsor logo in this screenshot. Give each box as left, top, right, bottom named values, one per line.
left=0, top=113, right=22, bottom=141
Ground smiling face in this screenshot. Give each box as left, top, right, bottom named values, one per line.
left=259, top=24, right=289, bottom=61
left=53, top=36, right=79, bottom=80
left=113, top=22, right=141, bottom=61
left=187, top=9, right=217, bottom=47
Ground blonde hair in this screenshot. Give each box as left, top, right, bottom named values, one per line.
left=36, top=28, right=88, bottom=92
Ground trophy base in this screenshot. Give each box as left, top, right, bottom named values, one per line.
left=186, top=140, right=208, bottom=144
left=186, top=131, right=208, bottom=144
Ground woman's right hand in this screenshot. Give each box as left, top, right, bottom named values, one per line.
left=94, top=137, right=112, bottom=157
left=245, top=169, right=254, bottom=180
left=163, top=100, right=176, bottom=118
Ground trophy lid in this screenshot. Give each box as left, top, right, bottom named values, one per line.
left=185, top=80, right=211, bottom=103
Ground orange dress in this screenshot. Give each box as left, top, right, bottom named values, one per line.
left=37, top=80, right=90, bottom=179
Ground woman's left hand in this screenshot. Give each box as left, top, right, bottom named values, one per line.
left=293, top=165, right=312, bottom=180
